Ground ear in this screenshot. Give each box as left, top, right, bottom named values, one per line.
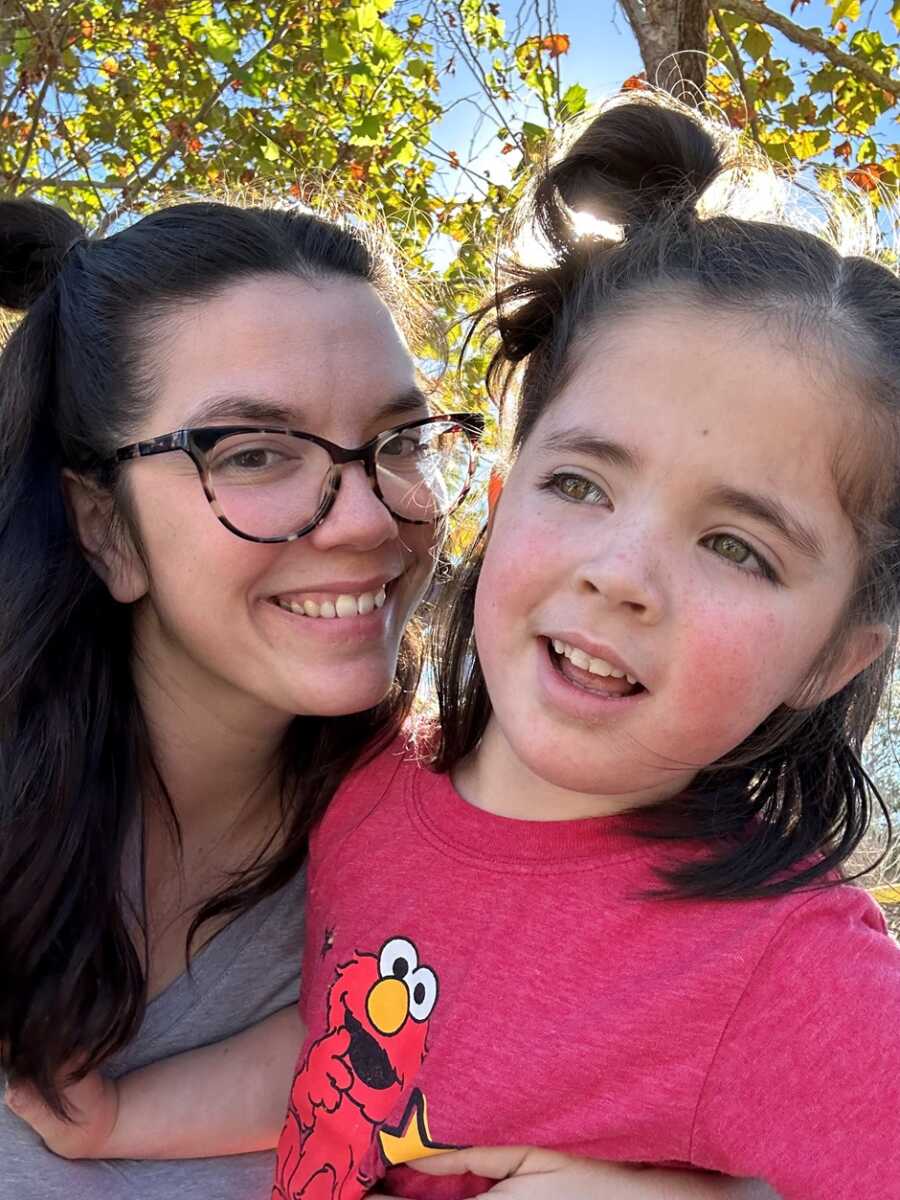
left=793, top=622, right=892, bottom=708
left=61, top=469, right=149, bottom=604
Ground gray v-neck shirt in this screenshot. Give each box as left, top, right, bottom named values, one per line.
left=1, top=864, right=305, bottom=1199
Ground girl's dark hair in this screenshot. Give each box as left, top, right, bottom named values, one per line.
left=432, top=94, right=900, bottom=900
left=0, top=197, right=426, bottom=1110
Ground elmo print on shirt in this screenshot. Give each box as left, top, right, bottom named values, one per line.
left=273, top=936, right=458, bottom=1200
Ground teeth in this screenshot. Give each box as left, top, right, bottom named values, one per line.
left=551, top=638, right=638, bottom=685
left=276, top=586, right=388, bottom=620
left=335, top=594, right=357, bottom=618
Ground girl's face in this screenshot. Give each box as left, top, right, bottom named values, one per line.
left=474, top=304, right=881, bottom=810
left=104, top=274, right=437, bottom=729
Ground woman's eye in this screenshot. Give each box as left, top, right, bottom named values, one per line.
left=228, top=449, right=273, bottom=469
left=703, top=533, right=778, bottom=582
left=545, top=472, right=609, bottom=505
left=381, top=435, right=421, bottom=459
left=218, top=446, right=290, bottom=472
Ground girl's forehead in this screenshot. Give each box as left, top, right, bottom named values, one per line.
left=534, top=304, right=850, bottom=473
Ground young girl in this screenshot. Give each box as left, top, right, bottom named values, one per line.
left=15, top=95, right=900, bottom=1198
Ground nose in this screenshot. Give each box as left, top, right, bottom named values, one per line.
left=577, top=525, right=666, bottom=625
left=308, top=461, right=399, bottom=552
left=366, top=977, right=409, bottom=1036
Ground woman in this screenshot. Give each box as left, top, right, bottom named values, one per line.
left=0, top=196, right=769, bottom=1200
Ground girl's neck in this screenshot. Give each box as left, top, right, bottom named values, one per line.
left=454, top=718, right=686, bottom=822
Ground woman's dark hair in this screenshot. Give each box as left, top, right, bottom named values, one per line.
left=0, top=197, right=428, bottom=1110
left=431, top=94, right=900, bottom=901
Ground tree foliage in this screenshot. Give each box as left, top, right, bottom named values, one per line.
left=0, top=0, right=896, bottom=370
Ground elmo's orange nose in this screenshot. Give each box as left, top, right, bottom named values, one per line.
left=366, top=977, right=408, bottom=1035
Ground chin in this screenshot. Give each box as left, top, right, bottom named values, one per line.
left=514, top=740, right=648, bottom=800
left=289, top=678, right=396, bottom=720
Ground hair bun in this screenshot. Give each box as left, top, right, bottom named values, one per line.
left=0, top=199, right=86, bottom=310
left=546, top=97, right=724, bottom=236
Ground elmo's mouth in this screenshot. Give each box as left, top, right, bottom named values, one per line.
left=344, top=1005, right=399, bottom=1090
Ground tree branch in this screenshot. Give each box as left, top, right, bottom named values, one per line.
left=721, top=0, right=899, bottom=98
left=711, top=7, right=762, bottom=146
left=8, top=69, right=52, bottom=192
left=94, top=7, right=296, bottom=234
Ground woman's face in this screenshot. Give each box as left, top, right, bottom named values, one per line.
left=108, top=273, right=437, bottom=727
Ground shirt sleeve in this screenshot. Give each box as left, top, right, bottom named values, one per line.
left=690, top=886, right=900, bottom=1199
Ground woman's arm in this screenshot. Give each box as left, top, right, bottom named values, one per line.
left=5, top=1005, right=304, bottom=1160
left=400, top=1147, right=779, bottom=1199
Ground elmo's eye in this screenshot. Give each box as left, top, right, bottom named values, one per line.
left=408, top=966, right=438, bottom=1021
left=379, top=936, right=418, bottom=982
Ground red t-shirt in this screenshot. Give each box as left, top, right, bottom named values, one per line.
left=272, top=738, right=900, bottom=1200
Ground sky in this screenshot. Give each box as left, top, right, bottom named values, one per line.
left=431, top=0, right=897, bottom=194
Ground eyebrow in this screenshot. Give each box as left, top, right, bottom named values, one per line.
left=539, top=427, right=642, bottom=471
left=185, top=387, right=431, bottom=428
left=704, top=485, right=824, bottom=562
left=541, top=425, right=825, bottom=562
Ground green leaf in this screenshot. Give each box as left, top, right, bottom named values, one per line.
left=561, top=83, right=587, bottom=115
left=349, top=114, right=383, bottom=145
left=203, top=20, right=241, bottom=64
left=388, top=137, right=415, bottom=164
left=830, top=0, right=860, bottom=25
left=892, top=0, right=900, bottom=33
left=353, top=3, right=380, bottom=31
left=324, top=32, right=352, bottom=64
left=742, top=26, right=772, bottom=61
left=13, top=28, right=32, bottom=58
left=262, top=139, right=281, bottom=161
left=858, top=136, right=878, bottom=161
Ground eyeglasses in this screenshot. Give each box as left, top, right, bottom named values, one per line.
left=108, top=413, right=485, bottom=544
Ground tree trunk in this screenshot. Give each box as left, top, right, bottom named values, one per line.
left=617, top=0, right=710, bottom=99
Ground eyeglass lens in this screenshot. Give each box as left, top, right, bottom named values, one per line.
left=205, top=421, right=472, bottom=540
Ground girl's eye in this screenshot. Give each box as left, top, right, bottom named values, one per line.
left=542, top=471, right=610, bottom=506
left=703, top=533, right=779, bottom=583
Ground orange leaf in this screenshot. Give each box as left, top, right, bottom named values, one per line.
left=348, top=161, right=367, bottom=181
left=186, top=137, right=202, bottom=154
left=80, top=19, right=94, bottom=38
left=835, top=19, right=847, bottom=33
left=101, top=56, right=119, bottom=76
left=833, top=139, right=852, bottom=161
left=500, top=142, right=515, bottom=155
left=621, top=72, right=649, bottom=91
left=540, top=33, right=570, bottom=57
left=448, top=149, right=460, bottom=168
left=846, top=163, right=885, bottom=192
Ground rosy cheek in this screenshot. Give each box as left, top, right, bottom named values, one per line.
left=672, top=610, right=795, bottom=740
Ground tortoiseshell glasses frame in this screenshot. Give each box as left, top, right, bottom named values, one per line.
left=108, top=412, right=485, bottom=544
